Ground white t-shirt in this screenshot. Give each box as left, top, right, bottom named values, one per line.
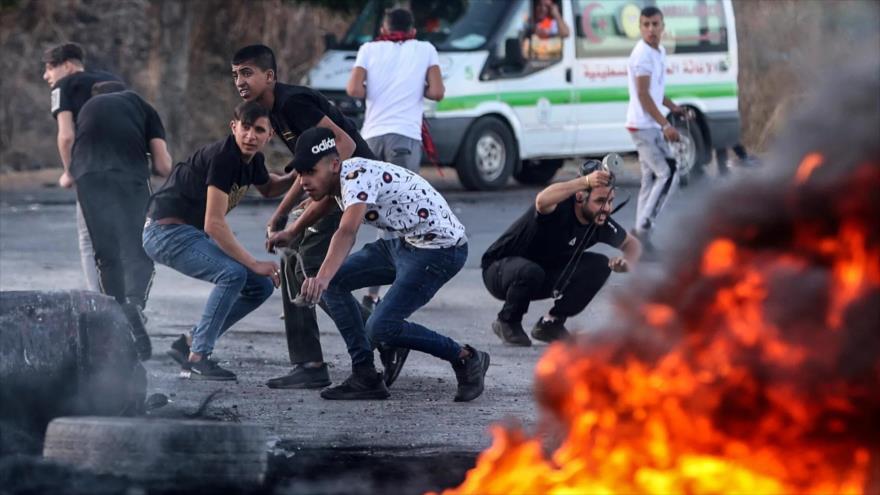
left=337, top=157, right=466, bottom=249
left=354, top=40, right=440, bottom=141
left=625, top=39, right=667, bottom=130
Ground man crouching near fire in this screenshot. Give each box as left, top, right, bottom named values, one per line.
left=481, top=161, right=642, bottom=346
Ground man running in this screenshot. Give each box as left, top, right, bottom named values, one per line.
left=625, top=6, right=686, bottom=256
left=42, top=42, right=123, bottom=291
left=268, top=128, right=489, bottom=402
left=72, top=81, right=172, bottom=360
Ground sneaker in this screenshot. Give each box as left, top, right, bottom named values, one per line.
left=361, top=295, right=380, bottom=312
left=166, top=334, right=190, bottom=366
left=530, top=317, right=571, bottom=343
left=378, top=345, right=410, bottom=387
left=491, top=319, right=532, bottom=346
left=121, top=303, right=152, bottom=361
left=320, top=369, right=390, bottom=400
left=180, top=358, right=236, bottom=381
left=452, top=345, right=490, bottom=402
left=266, top=364, right=331, bottom=389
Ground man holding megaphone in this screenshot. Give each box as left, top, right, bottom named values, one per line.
left=481, top=156, right=642, bottom=346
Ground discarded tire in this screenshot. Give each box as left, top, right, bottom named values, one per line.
left=0, top=290, right=146, bottom=434
left=43, top=417, right=268, bottom=487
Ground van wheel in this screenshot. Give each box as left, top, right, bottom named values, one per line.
left=669, top=113, right=707, bottom=187
left=514, top=159, right=563, bottom=185
left=457, top=117, right=516, bottom=191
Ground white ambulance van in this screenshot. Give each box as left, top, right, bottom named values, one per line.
left=308, top=0, right=740, bottom=190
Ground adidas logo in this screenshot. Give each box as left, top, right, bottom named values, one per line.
left=568, top=237, right=577, bottom=246
left=311, top=137, right=336, bottom=154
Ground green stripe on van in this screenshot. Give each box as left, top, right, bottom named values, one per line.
left=436, top=82, right=737, bottom=112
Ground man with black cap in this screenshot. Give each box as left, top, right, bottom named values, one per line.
left=230, top=44, right=408, bottom=391
left=481, top=162, right=642, bottom=346
left=42, top=42, right=123, bottom=291
left=267, top=128, right=489, bottom=402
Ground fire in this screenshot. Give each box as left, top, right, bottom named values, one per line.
left=438, top=152, right=880, bottom=495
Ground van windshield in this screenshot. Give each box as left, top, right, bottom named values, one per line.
left=338, top=0, right=512, bottom=52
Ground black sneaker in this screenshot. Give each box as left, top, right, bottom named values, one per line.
left=530, top=317, right=571, bottom=343
left=121, top=303, right=152, bottom=361
left=378, top=345, right=410, bottom=387
left=166, top=334, right=190, bottom=366
left=491, top=319, right=532, bottom=346
left=452, top=345, right=490, bottom=402
left=361, top=295, right=380, bottom=311
left=266, top=364, right=331, bottom=389
left=180, top=358, right=236, bottom=381
left=320, top=369, right=390, bottom=400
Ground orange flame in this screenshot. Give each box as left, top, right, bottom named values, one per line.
left=436, top=159, right=880, bottom=495
left=795, top=152, right=825, bottom=184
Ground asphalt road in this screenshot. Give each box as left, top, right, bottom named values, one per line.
left=0, top=163, right=723, bottom=456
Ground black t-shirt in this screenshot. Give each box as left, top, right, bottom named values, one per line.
left=481, top=196, right=627, bottom=269
left=147, top=135, right=270, bottom=230
left=70, top=91, right=165, bottom=180
left=50, top=70, right=122, bottom=121
left=271, top=83, right=375, bottom=171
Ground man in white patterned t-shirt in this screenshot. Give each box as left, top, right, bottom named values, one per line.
left=268, top=128, right=490, bottom=402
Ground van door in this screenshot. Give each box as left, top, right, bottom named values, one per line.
left=569, top=0, right=640, bottom=155
left=492, top=0, right=575, bottom=159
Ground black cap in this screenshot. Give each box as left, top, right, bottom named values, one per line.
left=42, top=43, right=84, bottom=66
left=288, top=127, right=338, bottom=173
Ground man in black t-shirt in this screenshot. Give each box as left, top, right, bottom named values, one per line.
left=72, top=82, right=172, bottom=360
left=143, top=102, right=294, bottom=381
left=481, top=165, right=642, bottom=345
left=42, top=42, right=123, bottom=292
left=230, top=44, right=398, bottom=391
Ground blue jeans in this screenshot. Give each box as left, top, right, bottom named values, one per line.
left=142, top=222, right=274, bottom=355
left=322, top=238, right=468, bottom=369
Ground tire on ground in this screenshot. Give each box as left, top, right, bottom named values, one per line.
left=456, top=116, right=516, bottom=191
left=514, top=159, right=564, bottom=185
left=43, top=416, right=267, bottom=487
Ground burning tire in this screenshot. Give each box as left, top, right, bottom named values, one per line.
left=43, top=417, right=268, bottom=487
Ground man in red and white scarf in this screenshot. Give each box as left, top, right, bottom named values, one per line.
left=346, top=7, right=445, bottom=309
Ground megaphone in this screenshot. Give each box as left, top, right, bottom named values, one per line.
left=580, top=152, right=623, bottom=179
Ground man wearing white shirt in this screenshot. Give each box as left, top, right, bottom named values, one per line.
left=346, top=7, right=445, bottom=307
left=625, top=6, right=685, bottom=256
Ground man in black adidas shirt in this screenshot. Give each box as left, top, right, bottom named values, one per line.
left=42, top=42, right=123, bottom=292
left=230, top=44, right=402, bottom=391
left=481, top=165, right=642, bottom=345
left=143, top=101, right=293, bottom=381
left=73, top=82, right=172, bottom=360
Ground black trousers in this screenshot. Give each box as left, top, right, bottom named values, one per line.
left=280, top=205, right=370, bottom=364
left=76, top=171, right=154, bottom=307
left=482, top=253, right=611, bottom=323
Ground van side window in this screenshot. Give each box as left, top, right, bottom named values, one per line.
left=493, top=0, right=565, bottom=76
left=522, top=0, right=569, bottom=61
left=572, top=0, right=728, bottom=58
